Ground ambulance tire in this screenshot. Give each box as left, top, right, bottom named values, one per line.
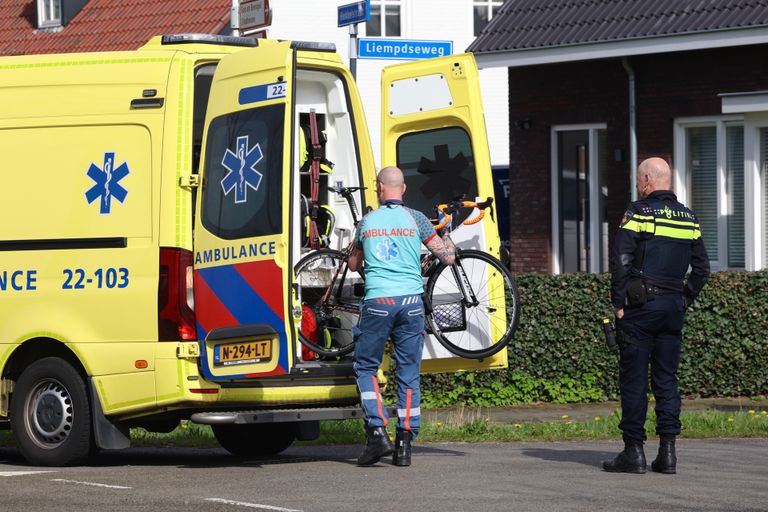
left=212, top=423, right=296, bottom=457
left=10, top=357, right=93, bottom=466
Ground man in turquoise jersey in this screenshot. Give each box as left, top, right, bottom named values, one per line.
left=348, top=166, right=455, bottom=467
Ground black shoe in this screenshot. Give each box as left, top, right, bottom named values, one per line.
left=651, top=436, right=677, bottom=474
left=357, top=426, right=394, bottom=466
left=603, top=438, right=647, bottom=474
left=392, top=429, right=412, bottom=467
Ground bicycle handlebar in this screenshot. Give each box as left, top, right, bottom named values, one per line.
left=328, top=185, right=366, bottom=197
left=434, top=197, right=494, bottom=231
left=328, top=186, right=367, bottom=225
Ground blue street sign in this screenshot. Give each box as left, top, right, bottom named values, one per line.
left=358, top=38, right=453, bottom=60
left=338, top=1, right=370, bottom=27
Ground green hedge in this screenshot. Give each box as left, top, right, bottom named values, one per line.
left=413, top=271, right=768, bottom=407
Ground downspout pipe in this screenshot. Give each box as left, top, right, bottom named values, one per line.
left=622, top=57, right=638, bottom=201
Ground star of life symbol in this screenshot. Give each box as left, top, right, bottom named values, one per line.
left=85, top=152, right=129, bottom=215
left=221, top=135, right=264, bottom=204
left=376, top=239, right=399, bottom=261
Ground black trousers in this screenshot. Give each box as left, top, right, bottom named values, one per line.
left=616, top=294, right=686, bottom=441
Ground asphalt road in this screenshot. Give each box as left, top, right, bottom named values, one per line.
left=0, top=439, right=765, bottom=512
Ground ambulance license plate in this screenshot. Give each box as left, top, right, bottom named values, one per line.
left=214, top=340, right=272, bottom=366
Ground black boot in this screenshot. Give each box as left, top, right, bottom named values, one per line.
left=392, top=429, right=412, bottom=466
left=651, top=436, right=677, bottom=474
left=602, top=438, right=647, bottom=474
left=357, top=425, right=394, bottom=466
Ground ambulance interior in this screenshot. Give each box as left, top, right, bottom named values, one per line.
left=293, top=68, right=366, bottom=362
left=293, top=68, right=365, bottom=256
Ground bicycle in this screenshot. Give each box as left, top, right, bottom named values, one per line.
left=294, top=187, right=520, bottom=360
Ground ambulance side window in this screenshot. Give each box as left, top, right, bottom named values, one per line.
left=201, top=104, right=285, bottom=239
left=396, top=127, right=478, bottom=223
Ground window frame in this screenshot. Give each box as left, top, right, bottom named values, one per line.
left=673, top=115, right=747, bottom=270
left=37, top=0, right=62, bottom=29
left=473, top=0, right=504, bottom=36
left=550, top=123, right=607, bottom=275
left=365, top=0, right=403, bottom=38
left=742, top=114, right=768, bottom=270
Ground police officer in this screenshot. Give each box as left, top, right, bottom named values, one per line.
left=348, top=166, right=455, bottom=467
left=604, top=157, right=710, bottom=475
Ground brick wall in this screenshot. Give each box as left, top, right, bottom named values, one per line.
left=505, top=44, right=768, bottom=274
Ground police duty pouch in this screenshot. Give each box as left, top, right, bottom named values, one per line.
left=626, top=278, right=651, bottom=306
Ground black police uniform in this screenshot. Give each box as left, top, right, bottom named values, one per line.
left=610, top=190, right=710, bottom=442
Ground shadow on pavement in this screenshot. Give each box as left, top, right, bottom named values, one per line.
left=521, top=447, right=616, bottom=469
left=0, top=443, right=465, bottom=470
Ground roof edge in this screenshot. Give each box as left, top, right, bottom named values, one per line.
left=472, top=26, right=768, bottom=69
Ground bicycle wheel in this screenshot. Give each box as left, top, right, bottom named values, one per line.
left=425, top=249, right=520, bottom=359
left=294, top=249, right=364, bottom=358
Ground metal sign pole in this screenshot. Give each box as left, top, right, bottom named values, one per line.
left=349, top=23, right=358, bottom=80
left=231, top=0, right=240, bottom=36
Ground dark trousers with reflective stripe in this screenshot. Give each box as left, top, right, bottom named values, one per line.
left=616, top=294, right=686, bottom=441
left=353, top=295, right=424, bottom=436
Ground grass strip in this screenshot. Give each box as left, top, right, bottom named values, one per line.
left=3, top=409, right=764, bottom=449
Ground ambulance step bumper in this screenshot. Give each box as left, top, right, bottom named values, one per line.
left=190, top=406, right=397, bottom=425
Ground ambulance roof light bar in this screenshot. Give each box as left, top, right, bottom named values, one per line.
left=288, top=41, right=336, bottom=53
left=161, top=34, right=259, bottom=48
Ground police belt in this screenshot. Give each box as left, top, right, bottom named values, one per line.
left=626, top=277, right=680, bottom=306
left=645, top=284, right=679, bottom=296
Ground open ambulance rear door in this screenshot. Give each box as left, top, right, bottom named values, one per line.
left=381, top=53, right=508, bottom=373
left=193, top=41, right=295, bottom=381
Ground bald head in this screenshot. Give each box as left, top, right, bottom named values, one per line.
left=377, top=166, right=406, bottom=202
left=637, top=157, right=672, bottom=199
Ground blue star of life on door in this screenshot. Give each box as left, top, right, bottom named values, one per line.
left=376, top=239, right=399, bottom=260
left=85, top=152, right=129, bottom=214
left=221, top=135, right=264, bottom=204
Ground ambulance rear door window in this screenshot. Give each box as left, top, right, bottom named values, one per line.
left=201, top=104, right=285, bottom=240
left=396, top=126, right=478, bottom=223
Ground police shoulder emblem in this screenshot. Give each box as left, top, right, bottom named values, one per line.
left=620, top=210, right=633, bottom=227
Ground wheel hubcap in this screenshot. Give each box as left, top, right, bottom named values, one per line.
left=26, top=380, right=73, bottom=448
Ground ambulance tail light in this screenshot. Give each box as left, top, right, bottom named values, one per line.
left=158, top=247, right=197, bottom=341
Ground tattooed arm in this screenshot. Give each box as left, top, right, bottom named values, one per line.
left=348, top=245, right=363, bottom=272
left=426, top=235, right=456, bottom=265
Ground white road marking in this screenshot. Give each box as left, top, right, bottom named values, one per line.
left=51, top=478, right=132, bottom=489
left=205, top=498, right=303, bottom=511
left=0, top=471, right=56, bottom=477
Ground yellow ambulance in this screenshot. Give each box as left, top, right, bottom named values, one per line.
left=0, top=34, right=505, bottom=466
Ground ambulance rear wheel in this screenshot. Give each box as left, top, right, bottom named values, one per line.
left=10, top=357, right=93, bottom=466
left=212, top=423, right=296, bottom=457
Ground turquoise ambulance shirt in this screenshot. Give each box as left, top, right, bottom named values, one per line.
left=356, top=200, right=436, bottom=300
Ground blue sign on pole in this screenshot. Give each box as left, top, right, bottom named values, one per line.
left=338, top=1, right=370, bottom=27
left=358, top=38, right=453, bottom=60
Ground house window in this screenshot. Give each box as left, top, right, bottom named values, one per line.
left=675, top=117, right=745, bottom=270
left=551, top=125, right=609, bottom=273
left=473, top=0, right=503, bottom=36
left=366, top=0, right=401, bottom=37
left=761, top=128, right=768, bottom=267
left=37, top=0, right=62, bottom=28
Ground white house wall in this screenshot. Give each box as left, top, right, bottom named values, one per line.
left=268, top=0, right=509, bottom=168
